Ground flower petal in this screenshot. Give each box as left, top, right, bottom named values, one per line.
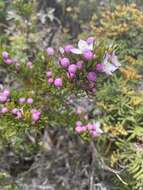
left=103, top=63, right=118, bottom=75
left=70, top=48, right=82, bottom=54
left=111, top=52, right=121, bottom=67
left=78, top=40, right=89, bottom=51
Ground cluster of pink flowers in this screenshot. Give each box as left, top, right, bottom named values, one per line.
left=0, top=89, right=10, bottom=103
left=0, top=89, right=41, bottom=122
left=0, top=105, right=41, bottom=122
left=2, top=51, right=13, bottom=65
left=75, top=121, right=103, bottom=138
left=46, top=71, right=63, bottom=88
left=2, top=51, right=34, bottom=70
left=46, top=37, right=120, bottom=92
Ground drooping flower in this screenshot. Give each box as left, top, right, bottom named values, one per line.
left=71, top=39, right=93, bottom=54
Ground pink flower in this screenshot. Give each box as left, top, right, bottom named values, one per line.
left=83, top=50, right=94, bottom=61
left=19, top=97, right=26, bottom=104
left=1, top=107, right=8, bottom=114
left=60, top=57, right=70, bottom=68
left=31, top=109, right=41, bottom=122
left=46, top=47, right=54, bottom=56
left=67, top=72, right=76, bottom=79
left=87, top=72, right=96, bottom=82
left=12, top=108, right=18, bottom=115
left=3, top=89, right=10, bottom=97
left=27, top=98, right=33, bottom=104
left=64, top=44, right=73, bottom=53
left=16, top=111, right=22, bottom=119
left=68, top=64, right=77, bottom=73
left=4, top=59, right=13, bottom=65
left=0, top=95, right=7, bottom=103
left=87, top=124, right=94, bottom=130
left=75, top=126, right=83, bottom=133
left=2, top=51, right=9, bottom=59
left=54, top=78, right=63, bottom=88
left=48, top=78, right=54, bottom=84
left=76, top=60, right=83, bottom=70
left=46, top=71, right=52, bottom=78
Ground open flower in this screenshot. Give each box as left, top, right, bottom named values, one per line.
left=102, top=52, right=121, bottom=75
left=71, top=39, right=93, bottom=54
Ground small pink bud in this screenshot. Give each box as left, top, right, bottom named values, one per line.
left=12, top=108, right=18, bottom=115
left=46, top=47, right=54, bottom=56
left=3, top=89, right=10, bottom=97
left=1, top=107, right=8, bottom=114
left=19, top=97, right=26, bottom=104
left=64, top=44, right=73, bottom=53
left=48, top=78, right=54, bottom=84
left=0, top=95, right=7, bottom=103
left=68, top=64, right=77, bottom=73
left=46, top=71, right=52, bottom=78
left=54, top=78, right=63, bottom=88
left=60, top=57, right=70, bottom=68
left=87, top=72, right=96, bottom=82
left=83, top=50, right=93, bottom=61
left=16, top=111, right=22, bottom=119
left=75, top=126, right=83, bottom=133
left=27, top=98, right=33, bottom=104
